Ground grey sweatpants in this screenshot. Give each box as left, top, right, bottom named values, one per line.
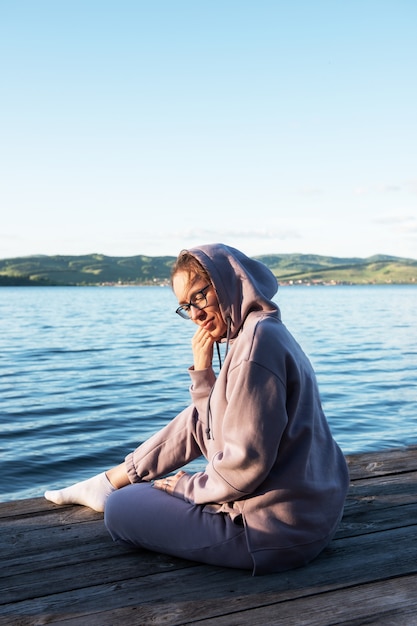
left=104, top=482, right=253, bottom=571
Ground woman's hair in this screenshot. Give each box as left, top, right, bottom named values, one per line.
left=170, top=250, right=211, bottom=286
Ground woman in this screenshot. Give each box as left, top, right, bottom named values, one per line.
left=45, top=243, right=349, bottom=575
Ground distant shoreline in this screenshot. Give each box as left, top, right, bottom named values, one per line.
left=1, top=252, right=416, bottom=286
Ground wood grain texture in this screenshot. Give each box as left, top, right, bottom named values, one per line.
left=1, top=446, right=416, bottom=625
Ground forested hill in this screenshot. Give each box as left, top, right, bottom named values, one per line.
left=0, top=252, right=416, bottom=286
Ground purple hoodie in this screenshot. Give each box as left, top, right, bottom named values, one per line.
left=126, top=243, right=349, bottom=575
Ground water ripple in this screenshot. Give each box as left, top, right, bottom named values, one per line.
left=1, top=285, right=416, bottom=501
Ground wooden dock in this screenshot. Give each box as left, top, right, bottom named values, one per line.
left=1, top=446, right=417, bottom=625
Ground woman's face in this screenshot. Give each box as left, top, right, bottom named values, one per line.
left=172, top=271, right=227, bottom=341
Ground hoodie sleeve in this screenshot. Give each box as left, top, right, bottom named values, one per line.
left=125, top=404, right=205, bottom=482
left=173, top=358, right=288, bottom=505
left=125, top=368, right=216, bottom=483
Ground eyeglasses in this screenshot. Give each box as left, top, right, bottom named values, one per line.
left=176, top=284, right=211, bottom=319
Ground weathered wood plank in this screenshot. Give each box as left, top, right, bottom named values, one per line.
left=345, top=445, right=417, bottom=479
left=40, top=573, right=417, bottom=626
left=0, top=500, right=102, bottom=524
left=2, top=551, right=196, bottom=605
left=1, top=524, right=416, bottom=621
left=0, top=519, right=113, bottom=562
left=1, top=447, right=417, bottom=626
left=336, top=500, right=417, bottom=538
left=2, top=469, right=415, bottom=569
left=0, top=497, right=77, bottom=519
left=180, top=574, right=417, bottom=626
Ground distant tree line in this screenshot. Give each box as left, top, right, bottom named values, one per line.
left=0, top=253, right=416, bottom=286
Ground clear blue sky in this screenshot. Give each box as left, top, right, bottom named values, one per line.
left=1, top=0, right=416, bottom=260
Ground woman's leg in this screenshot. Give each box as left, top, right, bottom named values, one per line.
left=104, top=483, right=253, bottom=571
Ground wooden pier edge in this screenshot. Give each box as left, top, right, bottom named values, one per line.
left=1, top=445, right=417, bottom=625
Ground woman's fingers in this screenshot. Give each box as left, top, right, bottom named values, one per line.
left=153, top=471, right=187, bottom=495
left=192, top=327, right=214, bottom=370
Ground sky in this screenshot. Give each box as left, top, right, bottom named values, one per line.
left=1, top=0, right=416, bottom=261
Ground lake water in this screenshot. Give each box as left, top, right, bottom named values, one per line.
left=1, top=285, right=416, bottom=503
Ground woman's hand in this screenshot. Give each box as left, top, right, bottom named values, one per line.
left=192, top=326, right=215, bottom=371
left=153, top=470, right=187, bottom=495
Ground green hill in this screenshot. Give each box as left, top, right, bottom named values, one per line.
left=255, top=253, right=417, bottom=285
left=0, top=252, right=416, bottom=286
left=0, top=254, right=175, bottom=286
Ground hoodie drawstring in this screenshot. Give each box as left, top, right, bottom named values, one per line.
left=205, top=386, right=215, bottom=440
left=215, top=342, right=222, bottom=369
left=206, top=316, right=232, bottom=440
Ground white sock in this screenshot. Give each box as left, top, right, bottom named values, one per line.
left=44, top=472, right=116, bottom=512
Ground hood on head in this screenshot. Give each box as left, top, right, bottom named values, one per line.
left=186, top=243, right=280, bottom=338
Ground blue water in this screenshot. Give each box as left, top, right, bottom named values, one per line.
left=1, top=285, right=416, bottom=503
